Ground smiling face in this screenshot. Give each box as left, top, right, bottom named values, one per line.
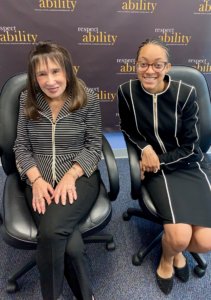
left=35, top=57, right=67, bottom=102
left=136, top=43, right=171, bottom=94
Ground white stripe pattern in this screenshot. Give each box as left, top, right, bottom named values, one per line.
left=13, top=88, right=102, bottom=185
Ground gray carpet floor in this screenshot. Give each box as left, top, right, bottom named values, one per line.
left=0, top=159, right=211, bottom=300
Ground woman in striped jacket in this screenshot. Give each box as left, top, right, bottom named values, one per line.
left=14, top=41, right=101, bottom=300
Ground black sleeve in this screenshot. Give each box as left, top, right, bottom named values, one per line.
left=118, top=84, right=150, bottom=155
left=158, top=87, right=202, bottom=171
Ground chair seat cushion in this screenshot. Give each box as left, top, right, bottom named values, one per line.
left=2, top=173, right=112, bottom=249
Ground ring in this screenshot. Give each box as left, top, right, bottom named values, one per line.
left=153, top=169, right=158, bottom=173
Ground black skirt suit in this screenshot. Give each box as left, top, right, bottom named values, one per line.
left=118, top=75, right=211, bottom=227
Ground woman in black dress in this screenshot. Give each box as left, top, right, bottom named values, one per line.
left=118, top=38, right=211, bottom=294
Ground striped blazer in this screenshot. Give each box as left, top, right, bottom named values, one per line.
left=14, top=88, right=102, bottom=186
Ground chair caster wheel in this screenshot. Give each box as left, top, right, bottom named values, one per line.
left=7, top=280, right=19, bottom=293
left=194, top=266, right=206, bottom=278
left=106, top=241, right=115, bottom=251
left=123, top=212, right=131, bottom=221
left=132, top=254, right=143, bottom=266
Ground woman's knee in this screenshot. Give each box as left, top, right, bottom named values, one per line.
left=38, top=222, right=74, bottom=243
left=164, top=234, right=190, bottom=252
left=66, top=231, right=85, bottom=259
left=194, top=240, right=211, bottom=252
left=163, top=224, right=192, bottom=251
left=191, top=227, right=211, bottom=252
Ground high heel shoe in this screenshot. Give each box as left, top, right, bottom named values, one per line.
left=156, top=272, right=174, bottom=294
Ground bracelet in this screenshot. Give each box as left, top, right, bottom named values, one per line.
left=31, top=175, right=42, bottom=186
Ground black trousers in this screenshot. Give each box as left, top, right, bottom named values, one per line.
left=25, top=170, right=100, bottom=300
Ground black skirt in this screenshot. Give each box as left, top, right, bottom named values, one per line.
left=144, top=160, right=211, bottom=227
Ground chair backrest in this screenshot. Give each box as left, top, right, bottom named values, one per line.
left=0, top=73, right=27, bottom=175
left=168, top=66, right=211, bottom=153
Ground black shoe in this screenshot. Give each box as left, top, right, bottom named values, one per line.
left=156, top=272, right=174, bottom=295
left=174, top=260, right=189, bottom=282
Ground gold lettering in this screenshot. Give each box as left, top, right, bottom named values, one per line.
left=0, top=31, right=38, bottom=43
left=159, top=32, right=191, bottom=45
left=122, top=0, right=157, bottom=12
left=120, top=63, right=136, bottom=73
left=195, top=62, right=211, bottom=73
left=97, top=91, right=116, bottom=101
left=0, top=35, right=6, bottom=42
left=199, top=0, right=211, bottom=12
left=82, top=31, right=117, bottom=45
left=39, top=0, right=77, bottom=11
left=73, top=65, right=80, bottom=74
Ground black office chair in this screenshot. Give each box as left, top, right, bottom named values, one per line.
left=123, top=66, right=211, bottom=277
left=0, top=73, right=119, bottom=293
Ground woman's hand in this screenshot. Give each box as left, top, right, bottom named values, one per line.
left=32, top=178, right=54, bottom=214
left=141, top=146, right=160, bottom=174
left=53, top=172, right=77, bottom=205
left=139, top=161, right=146, bottom=180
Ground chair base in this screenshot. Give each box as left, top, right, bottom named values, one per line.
left=7, top=256, right=36, bottom=293
left=123, top=207, right=207, bottom=277
left=123, top=207, right=160, bottom=223
left=6, top=233, right=115, bottom=294
left=191, top=252, right=207, bottom=277
left=83, top=234, right=115, bottom=251
left=123, top=209, right=144, bottom=221
left=132, top=231, right=162, bottom=266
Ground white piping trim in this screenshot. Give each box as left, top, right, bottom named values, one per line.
left=181, top=86, right=194, bottom=111
left=129, top=80, right=147, bottom=141
left=153, top=94, right=166, bottom=153
left=52, top=123, right=56, bottom=185
left=194, top=102, right=200, bottom=143
left=121, top=129, right=143, bottom=151
left=174, top=81, right=181, bottom=147
left=165, top=152, right=194, bottom=165
left=162, top=170, right=176, bottom=223
left=119, top=85, right=130, bottom=110
left=196, top=162, right=211, bottom=191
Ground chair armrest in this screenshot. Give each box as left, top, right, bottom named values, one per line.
left=0, top=124, right=2, bottom=157
left=102, top=135, right=119, bottom=201
left=123, top=133, right=142, bottom=199
left=2, top=173, right=37, bottom=248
